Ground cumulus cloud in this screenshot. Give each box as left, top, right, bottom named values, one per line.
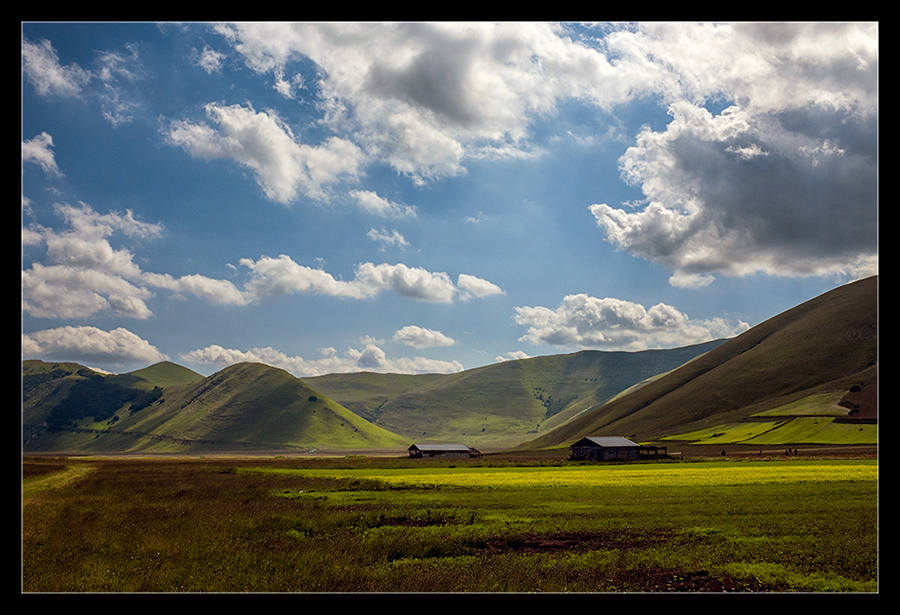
left=591, top=99, right=877, bottom=283
left=457, top=273, right=505, bottom=299
left=589, top=23, right=878, bottom=283
left=212, top=22, right=640, bottom=182
left=166, top=102, right=364, bottom=203
left=207, top=22, right=876, bottom=281
left=238, top=254, right=369, bottom=299
left=180, top=342, right=464, bottom=377
left=22, top=200, right=502, bottom=320
left=354, top=262, right=458, bottom=303
left=141, top=272, right=250, bottom=306
left=238, top=254, right=502, bottom=304
left=22, top=202, right=248, bottom=319
left=515, top=293, right=749, bottom=351
left=393, top=325, right=456, bottom=349
left=23, top=326, right=169, bottom=367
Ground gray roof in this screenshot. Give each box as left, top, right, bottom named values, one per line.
left=409, top=444, right=470, bottom=451
left=575, top=436, right=640, bottom=448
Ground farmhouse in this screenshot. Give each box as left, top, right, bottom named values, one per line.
left=569, top=436, right=650, bottom=461
left=408, top=444, right=475, bottom=459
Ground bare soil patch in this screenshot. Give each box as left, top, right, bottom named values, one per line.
left=483, top=528, right=670, bottom=555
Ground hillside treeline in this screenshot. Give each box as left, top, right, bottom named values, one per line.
left=44, top=374, right=162, bottom=429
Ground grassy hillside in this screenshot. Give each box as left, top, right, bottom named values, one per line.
left=23, top=361, right=411, bottom=454
left=301, top=371, right=445, bottom=422
left=514, top=275, right=878, bottom=451
left=126, top=361, right=204, bottom=388
left=309, top=340, right=727, bottom=448
left=23, top=276, right=875, bottom=455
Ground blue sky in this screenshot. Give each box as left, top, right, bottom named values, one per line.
left=22, top=22, right=878, bottom=377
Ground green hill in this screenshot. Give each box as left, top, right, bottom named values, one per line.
left=126, top=361, right=204, bottom=388
left=307, top=340, right=727, bottom=448
left=513, top=275, right=878, bottom=452
left=23, top=361, right=410, bottom=454
left=22, top=276, right=876, bottom=455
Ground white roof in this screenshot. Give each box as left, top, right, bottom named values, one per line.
left=409, top=444, right=470, bottom=451
left=579, top=436, right=639, bottom=448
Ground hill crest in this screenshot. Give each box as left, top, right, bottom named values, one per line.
left=514, top=275, right=877, bottom=451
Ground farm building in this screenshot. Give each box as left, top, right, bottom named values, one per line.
left=408, top=444, right=475, bottom=459
left=569, top=436, right=645, bottom=461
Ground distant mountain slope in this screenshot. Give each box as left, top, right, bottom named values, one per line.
left=23, top=361, right=410, bottom=454
left=514, top=275, right=878, bottom=451
left=308, top=340, right=727, bottom=448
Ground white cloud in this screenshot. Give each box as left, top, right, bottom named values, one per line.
left=239, top=254, right=369, bottom=299
left=368, top=227, right=409, bottom=249
left=22, top=203, right=162, bottom=319
left=238, top=254, right=501, bottom=304
left=166, top=102, right=364, bottom=203
left=354, top=262, right=458, bottom=303
left=668, top=271, right=715, bottom=289
left=23, top=262, right=155, bottom=320
left=22, top=202, right=247, bottom=319
left=22, top=133, right=62, bottom=176
left=351, top=190, right=417, bottom=218
left=195, top=45, right=226, bottom=73
left=209, top=22, right=876, bottom=281
left=457, top=273, right=505, bottom=299
left=22, top=201, right=503, bottom=320
left=274, top=68, right=305, bottom=99
left=22, top=38, right=91, bottom=97
left=496, top=350, right=531, bottom=362
left=211, top=22, right=642, bottom=182
left=591, top=99, right=877, bottom=283
left=23, top=326, right=169, bottom=367
left=95, top=44, right=143, bottom=126
left=22, top=37, right=143, bottom=126
left=181, top=342, right=464, bottom=377
left=515, top=293, right=749, bottom=351
left=393, top=325, right=456, bottom=349
left=141, top=272, right=250, bottom=306
left=588, top=23, right=878, bottom=284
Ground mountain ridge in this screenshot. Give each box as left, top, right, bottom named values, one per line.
left=307, top=340, right=728, bottom=447
left=22, top=360, right=411, bottom=453
left=21, top=276, right=877, bottom=454
left=512, top=275, right=877, bottom=451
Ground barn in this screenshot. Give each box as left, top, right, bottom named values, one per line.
left=408, top=444, right=474, bottom=459
left=568, top=436, right=642, bottom=461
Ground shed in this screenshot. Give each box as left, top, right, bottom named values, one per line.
left=569, top=436, right=641, bottom=461
left=408, top=444, right=473, bottom=459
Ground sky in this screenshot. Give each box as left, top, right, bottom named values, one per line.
left=21, top=22, right=879, bottom=378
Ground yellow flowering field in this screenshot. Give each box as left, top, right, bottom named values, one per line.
left=279, top=460, right=876, bottom=490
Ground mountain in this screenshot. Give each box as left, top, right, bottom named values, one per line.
left=23, top=361, right=410, bottom=454
left=22, top=276, right=877, bottom=455
left=307, top=340, right=727, bottom=448
left=513, top=275, right=878, bottom=451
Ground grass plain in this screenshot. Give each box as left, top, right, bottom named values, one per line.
left=22, top=453, right=877, bottom=593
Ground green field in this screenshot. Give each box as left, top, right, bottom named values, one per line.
left=22, top=455, right=877, bottom=593
left=662, top=418, right=876, bottom=446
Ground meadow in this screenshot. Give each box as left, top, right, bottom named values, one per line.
left=22, top=454, right=878, bottom=593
